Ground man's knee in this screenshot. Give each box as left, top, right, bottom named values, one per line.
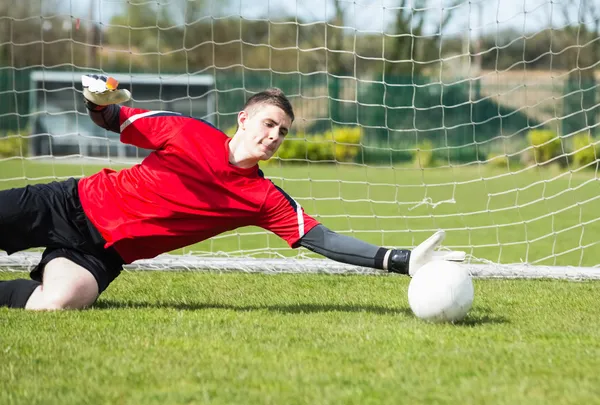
left=27, top=288, right=92, bottom=310
left=25, top=257, right=99, bottom=310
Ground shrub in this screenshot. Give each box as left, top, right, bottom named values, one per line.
left=0, top=132, right=28, bottom=158
left=274, top=135, right=309, bottom=161
left=223, top=125, right=237, bottom=136
left=271, top=126, right=363, bottom=163
left=571, top=132, right=599, bottom=168
left=412, top=140, right=434, bottom=168
left=329, top=126, right=362, bottom=162
left=306, top=134, right=334, bottom=161
left=527, top=129, right=561, bottom=164
left=486, top=152, right=510, bottom=168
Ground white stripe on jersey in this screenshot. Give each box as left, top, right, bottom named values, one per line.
left=295, top=199, right=305, bottom=238
left=120, top=111, right=180, bottom=132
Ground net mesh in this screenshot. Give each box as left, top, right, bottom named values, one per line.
left=0, top=0, right=599, bottom=278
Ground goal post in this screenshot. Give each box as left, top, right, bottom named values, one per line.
left=26, top=70, right=215, bottom=160
left=1, top=251, right=600, bottom=280
left=0, top=0, right=599, bottom=279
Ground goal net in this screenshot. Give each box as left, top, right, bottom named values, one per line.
left=0, top=0, right=599, bottom=279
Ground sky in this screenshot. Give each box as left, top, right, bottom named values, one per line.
left=62, top=0, right=575, bottom=37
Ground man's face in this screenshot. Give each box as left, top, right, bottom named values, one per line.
left=237, top=103, right=292, bottom=161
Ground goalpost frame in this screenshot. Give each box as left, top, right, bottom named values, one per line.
left=1, top=252, right=599, bottom=280
left=1, top=1, right=599, bottom=278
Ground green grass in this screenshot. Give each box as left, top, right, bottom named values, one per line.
left=1, top=159, right=599, bottom=266
left=1, top=159, right=598, bottom=403
left=1, top=271, right=600, bottom=404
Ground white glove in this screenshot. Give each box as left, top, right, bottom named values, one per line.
left=409, top=230, right=465, bottom=276
left=82, top=74, right=131, bottom=106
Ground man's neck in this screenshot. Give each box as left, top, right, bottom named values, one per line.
left=228, top=136, right=259, bottom=169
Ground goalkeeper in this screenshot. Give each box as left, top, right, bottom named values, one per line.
left=0, top=75, right=465, bottom=310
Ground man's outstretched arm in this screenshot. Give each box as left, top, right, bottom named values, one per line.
left=299, top=224, right=465, bottom=276
left=81, top=74, right=190, bottom=150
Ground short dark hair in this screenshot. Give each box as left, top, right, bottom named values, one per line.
left=243, top=88, right=295, bottom=122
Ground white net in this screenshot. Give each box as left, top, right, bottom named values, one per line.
left=0, top=0, right=599, bottom=278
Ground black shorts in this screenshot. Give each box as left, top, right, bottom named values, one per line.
left=0, top=178, right=124, bottom=293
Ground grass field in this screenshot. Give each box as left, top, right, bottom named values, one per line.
left=1, top=271, right=600, bottom=405
left=1, top=159, right=598, bottom=266
left=1, top=160, right=600, bottom=404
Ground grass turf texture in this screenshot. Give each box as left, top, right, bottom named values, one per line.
left=1, top=159, right=599, bottom=266
left=1, top=161, right=599, bottom=403
left=1, top=271, right=600, bottom=405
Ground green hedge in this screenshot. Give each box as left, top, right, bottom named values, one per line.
left=0, top=132, right=28, bottom=157
left=271, top=126, right=362, bottom=163
left=528, top=129, right=562, bottom=164
left=572, top=132, right=599, bottom=168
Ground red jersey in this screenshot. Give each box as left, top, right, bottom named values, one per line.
left=78, top=106, right=320, bottom=264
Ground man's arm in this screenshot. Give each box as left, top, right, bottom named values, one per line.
left=81, top=74, right=188, bottom=150
left=256, top=183, right=464, bottom=276
left=84, top=101, right=121, bottom=133
left=299, top=224, right=411, bottom=274
left=299, top=225, right=465, bottom=276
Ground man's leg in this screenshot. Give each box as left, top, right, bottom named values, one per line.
left=24, top=257, right=99, bottom=310
left=0, top=279, right=41, bottom=308
left=0, top=180, right=120, bottom=309
left=0, top=257, right=98, bottom=310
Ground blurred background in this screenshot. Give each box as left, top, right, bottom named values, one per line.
left=0, top=0, right=598, bottom=267
left=1, top=0, right=598, bottom=163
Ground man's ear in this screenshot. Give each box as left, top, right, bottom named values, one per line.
left=237, top=110, right=249, bottom=130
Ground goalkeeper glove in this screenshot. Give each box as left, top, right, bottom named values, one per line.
left=388, top=230, right=466, bottom=276
left=82, top=74, right=131, bottom=110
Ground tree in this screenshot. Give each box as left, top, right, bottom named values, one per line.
left=0, top=0, right=89, bottom=68
left=555, top=0, right=600, bottom=135
left=384, top=0, right=461, bottom=78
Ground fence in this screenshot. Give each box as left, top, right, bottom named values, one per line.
left=1, top=68, right=597, bottom=164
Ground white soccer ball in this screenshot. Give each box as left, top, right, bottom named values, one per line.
left=407, top=260, right=474, bottom=323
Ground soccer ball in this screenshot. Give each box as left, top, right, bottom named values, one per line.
left=407, top=260, right=474, bottom=323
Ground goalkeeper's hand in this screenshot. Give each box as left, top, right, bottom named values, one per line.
left=82, top=74, right=131, bottom=107
left=388, top=230, right=466, bottom=276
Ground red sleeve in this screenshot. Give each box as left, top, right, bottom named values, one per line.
left=257, top=184, right=320, bottom=248
left=119, top=106, right=192, bottom=150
